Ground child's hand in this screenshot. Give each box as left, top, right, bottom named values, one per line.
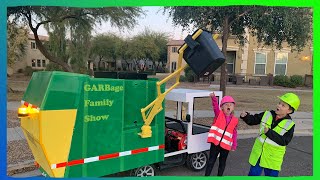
left=210, top=92, right=215, bottom=97
left=264, top=127, right=269, bottom=133
left=240, top=111, right=247, bottom=118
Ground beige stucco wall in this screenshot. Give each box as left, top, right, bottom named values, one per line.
left=215, top=37, right=242, bottom=74
left=246, top=36, right=313, bottom=77
left=12, top=39, right=49, bottom=73
left=167, top=45, right=187, bottom=75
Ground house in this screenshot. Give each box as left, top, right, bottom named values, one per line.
left=92, top=58, right=165, bottom=73
left=11, top=34, right=50, bottom=73
left=166, top=40, right=186, bottom=73
left=166, top=31, right=313, bottom=83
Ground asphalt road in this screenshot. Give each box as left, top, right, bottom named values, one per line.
left=11, top=136, right=312, bottom=177
left=157, top=136, right=313, bottom=177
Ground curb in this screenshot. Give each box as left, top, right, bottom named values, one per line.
left=238, top=129, right=313, bottom=135
left=293, top=129, right=313, bottom=136
left=238, top=129, right=258, bottom=134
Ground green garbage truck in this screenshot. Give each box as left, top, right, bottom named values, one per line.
left=17, top=29, right=225, bottom=177
left=18, top=71, right=166, bottom=177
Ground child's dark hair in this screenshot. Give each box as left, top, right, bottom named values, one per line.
left=289, top=105, right=295, bottom=114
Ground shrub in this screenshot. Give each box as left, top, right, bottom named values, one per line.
left=273, top=75, right=304, bottom=88
left=273, top=75, right=289, bottom=86
left=45, top=63, right=63, bottom=71
left=17, top=69, right=23, bottom=73
left=290, top=75, right=304, bottom=87
left=285, top=80, right=297, bottom=88
left=77, top=67, right=89, bottom=74
left=24, top=66, right=34, bottom=76
left=180, top=75, right=187, bottom=82
left=184, top=66, right=197, bottom=82
left=185, top=72, right=195, bottom=82
left=184, top=66, right=192, bottom=75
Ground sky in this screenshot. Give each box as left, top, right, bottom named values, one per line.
left=37, top=6, right=191, bottom=40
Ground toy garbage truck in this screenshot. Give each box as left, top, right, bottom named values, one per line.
left=17, top=72, right=166, bottom=177
left=17, top=28, right=225, bottom=177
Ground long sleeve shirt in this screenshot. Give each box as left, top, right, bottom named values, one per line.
left=211, top=95, right=238, bottom=150
left=240, top=110, right=295, bottom=146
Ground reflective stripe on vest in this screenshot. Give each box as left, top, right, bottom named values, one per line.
left=258, top=136, right=279, bottom=146
left=279, top=119, right=294, bottom=135
left=260, top=111, right=272, bottom=133
left=210, top=126, right=233, bottom=138
left=207, top=133, right=233, bottom=146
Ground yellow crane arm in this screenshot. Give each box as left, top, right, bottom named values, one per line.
left=138, top=30, right=219, bottom=138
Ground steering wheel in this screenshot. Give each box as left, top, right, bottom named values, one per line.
left=165, top=116, right=187, bottom=134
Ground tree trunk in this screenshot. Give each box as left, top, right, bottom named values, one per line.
left=220, top=16, right=230, bottom=96
left=33, top=30, right=73, bottom=72
left=26, top=11, right=73, bottom=72
left=98, top=58, right=102, bottom=71
left=133, top=60, right=141, bottom=72
left=124, top=60, right=130, bottom=71
left=156, top=62, right=160, bottom=71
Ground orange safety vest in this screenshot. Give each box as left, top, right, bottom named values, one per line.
left=207, top=110, right=238, bottom=150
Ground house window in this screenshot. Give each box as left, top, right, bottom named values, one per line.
left=31, top=42, right=37, bottom=49
left=172, top=47, right=178, bottom=53
left=254, top=52, right=267, bottom=75
left=226, top=61, right=234, bottom=74
left=111, top=62, right=115, bottom=68
left=31, top=59, right=36, bottom=67
left=226, top=51, right=236, bottom=74
left=37, top=59, right=41, bottom=67
left=274, top=52, right=288, bottom=75
left=171, top=62, right=177, bottom=72
left=42, top=60, right=46, bottom=67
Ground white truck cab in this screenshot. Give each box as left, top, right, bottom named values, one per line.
left=159, top=88, right=223, bottom=171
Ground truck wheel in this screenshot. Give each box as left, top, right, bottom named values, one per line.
left=130, top=165, right=155, bottom=177
left=186, top=152, right=208, bottom=171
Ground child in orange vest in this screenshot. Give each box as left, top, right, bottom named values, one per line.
left=205, top=92, right=238, bottom=176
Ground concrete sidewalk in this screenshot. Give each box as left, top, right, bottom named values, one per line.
left=7, top=101, right=21, bottom=111
left=209, top=84, right=313, bottom=92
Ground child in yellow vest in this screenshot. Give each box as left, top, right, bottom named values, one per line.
left=205, top=92, right=238, bottom=176
left=240, top=92, right=300, bottom=177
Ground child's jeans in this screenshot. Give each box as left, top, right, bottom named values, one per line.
left=248, top=159, right=279, bottom=177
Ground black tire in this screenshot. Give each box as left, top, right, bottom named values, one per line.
left=130, top=165, right=156, bottom=177
left=186, top=152, right=208, bottom=171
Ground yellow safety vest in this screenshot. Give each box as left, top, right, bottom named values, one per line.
left=249, top=111, right=295, bottom=171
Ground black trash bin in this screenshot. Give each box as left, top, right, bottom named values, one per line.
left=94, top=71, right=118, bottom=78
left=182, top=29, right=225, bottom=77
left=94, top=71, right=147, bottom=80
left=118, top=72, right=147, bottom=80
